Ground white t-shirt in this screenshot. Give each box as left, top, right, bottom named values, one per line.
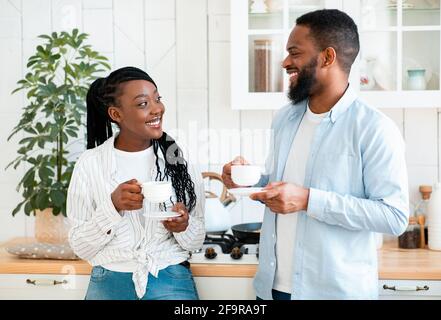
left=273, top=105, right=329, bottom=293
left=102, top=145, right=156, bottom=272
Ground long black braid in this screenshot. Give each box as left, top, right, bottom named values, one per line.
left=86, top=66, right=197, bottom=212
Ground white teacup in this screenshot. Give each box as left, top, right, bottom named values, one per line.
left=231, top=165, right=261, bottom=187
left=141, top=181, right=172, bottom=203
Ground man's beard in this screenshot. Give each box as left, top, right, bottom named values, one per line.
left=287, top=57, right=318, bottom=104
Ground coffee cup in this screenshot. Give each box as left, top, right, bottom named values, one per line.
left=141, top=181, right=172, bottom=203
left=231, top=165, right=261, bottom=187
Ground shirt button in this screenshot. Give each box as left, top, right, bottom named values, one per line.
left=270, top=262, right=275, bottom=267
left=272, top=234, right=275, bottom=238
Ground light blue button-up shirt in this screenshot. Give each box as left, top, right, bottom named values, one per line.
left=254, top=85, right=409, bottom=300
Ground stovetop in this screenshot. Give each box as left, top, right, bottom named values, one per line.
left=188, top=234, right=259, bottom=265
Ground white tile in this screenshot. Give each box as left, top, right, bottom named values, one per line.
left=24, top=214, right=35, bottom=238
left=208, top=0, right=230, bottom=15
left=209, top=42, right=230, bottom=106
left=114, top=27, right=145, bottom=70
left=208, top=120, right=242, bottom=164
left=93, top=51, right=114, bottom=77
left=404, top=108, right=438, bottom=166
left=241, top=197, right=265, bottom=223
left=407, top=165, right=438, bottom=212
left=82, top=0, right=112, bottom=9
left=0, top=183, right=27, bottom=241
left=176, top=0, right=207, bottom=89
left=208, top=14, right=230, bottom=42
left=147, top=49, right=177, bottom=132
left=22, top=0, right=51, bottom=39
left=9, top=0, right=21, bottom=11
left=380, top=108, right=404, bottom=137
left=175, top=89, right=209, bottom=166
left=83, top=9, right=113, bottom=53
left=145, top=19, right=175, bottom=70
left=0, top=38, right=22, bottom=114
left=0, top=17, right=21, bottom=38
left=52, top=0, right=82, bottom=32
left=0, top=0, right=21, bottom=19
left=198, top=163, right=210, bottom=176
left=240, top=111, right=273, bottom=166
left=0, top=113, right=25, bottom=183
left=208, top=41, right=241, bottom=163
left=145, top=0, right=175, bottom=20
left=114, top=0, right=144, bottom=45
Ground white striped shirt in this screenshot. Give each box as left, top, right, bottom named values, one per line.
left=66, top=134, right=205, bottom=298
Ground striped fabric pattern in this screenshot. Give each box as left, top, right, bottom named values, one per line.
left=66, top=135, right=205, bottom=298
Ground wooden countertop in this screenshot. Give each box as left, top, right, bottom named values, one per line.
left=1, top=238, right=441, bottom=279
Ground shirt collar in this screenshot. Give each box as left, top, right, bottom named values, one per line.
left=100, top=133, right=165, bottom=179
left=329, top=83, right=357, bottom=123
left=287, top=83, right=357, bottom=123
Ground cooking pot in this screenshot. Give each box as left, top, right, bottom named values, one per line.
left=203, top=172, right=236, bottom=234
left=231, top=222, right=262, bottom=244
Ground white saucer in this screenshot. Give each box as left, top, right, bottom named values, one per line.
left=144, top=212, right=181, bottom=220
left=228, top=187, right=266, bottom=197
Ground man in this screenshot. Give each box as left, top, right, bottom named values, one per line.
left=222, top=9, right=408, bottom=300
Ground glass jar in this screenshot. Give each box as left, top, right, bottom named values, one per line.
left=253, top=39, right=273, bottom=92
left=415, top=185, right=432, bottom=245
left=398, top=216, right=421, bottom=249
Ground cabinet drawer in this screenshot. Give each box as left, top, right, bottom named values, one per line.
left=0, top=274, right=90, bottom=300
left=379, top=280, right=441, bottom=300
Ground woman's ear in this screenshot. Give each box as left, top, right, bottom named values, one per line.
left=108, top=106, right=122, bottom=124
left=322, top=47, right=337, bottom=68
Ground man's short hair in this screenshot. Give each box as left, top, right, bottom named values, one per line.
left=296, top=9, right=360, bottom=74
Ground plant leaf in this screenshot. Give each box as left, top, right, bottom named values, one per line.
left=50, top=190, right=65, bottom=207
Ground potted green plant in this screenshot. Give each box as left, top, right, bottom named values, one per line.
left=6, top=29, right=110, bottom=243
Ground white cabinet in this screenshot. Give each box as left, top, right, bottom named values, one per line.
left=0, top=274, right=90, bottom=300
left=379, top=279, right=441, bottom=299
left=0, top=274, right=255, bottom=300
left=231, top=0, right=441, bottom=109
left=1, top=273, right=439, bottom=300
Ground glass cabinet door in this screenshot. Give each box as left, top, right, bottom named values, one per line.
left=247, top=0, right=325, bottom=94
left=232, top=0, right=339, bottom=109
left=358, top=0, right=440, bottom=96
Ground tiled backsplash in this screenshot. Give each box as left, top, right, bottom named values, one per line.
left=0, top=0, right=440, bottom=241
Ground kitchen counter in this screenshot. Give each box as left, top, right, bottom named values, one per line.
left=1, top=238, right=441, bottom=279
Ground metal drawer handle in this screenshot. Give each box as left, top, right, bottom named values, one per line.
left=26, top=279, right=68, bottom=286
left=383, top=284, right=429, bottom=292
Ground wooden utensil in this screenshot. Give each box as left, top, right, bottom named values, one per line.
left=418, top=215, right=426, bottom=249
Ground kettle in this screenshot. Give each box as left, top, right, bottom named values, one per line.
left=202, top=172, right=236, bottom=233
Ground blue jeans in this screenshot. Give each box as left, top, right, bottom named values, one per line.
left=257, top=289, right=291, bottom=300
left=85, top=263, right=199, bottom=300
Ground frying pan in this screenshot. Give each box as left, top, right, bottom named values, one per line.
left=231, top=222, right=262, bottom=244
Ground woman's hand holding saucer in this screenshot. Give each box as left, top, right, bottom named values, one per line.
left=162, top=202, right=189, bottom=232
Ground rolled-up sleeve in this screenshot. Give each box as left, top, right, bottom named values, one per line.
left=307, top=118, right=409, bottom=236
left=67, top=156, right=123, bottom=261
left=173, top=163, right=206, bottom=252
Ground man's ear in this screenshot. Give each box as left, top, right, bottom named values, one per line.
left=108, top=106, right=122, bottom=124
left=322, top=47, right=337, bottom=68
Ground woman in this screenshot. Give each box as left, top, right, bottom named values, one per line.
left=67, top=66, right=205, bottom=300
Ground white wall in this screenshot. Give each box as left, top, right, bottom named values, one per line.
left=0, top=0, right=439, bottom=241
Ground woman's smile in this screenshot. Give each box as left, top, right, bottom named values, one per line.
left=146, top=116, right=162, bottom=128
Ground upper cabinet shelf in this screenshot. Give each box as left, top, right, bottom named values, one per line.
left=231, top=0, right=441, bottom=109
